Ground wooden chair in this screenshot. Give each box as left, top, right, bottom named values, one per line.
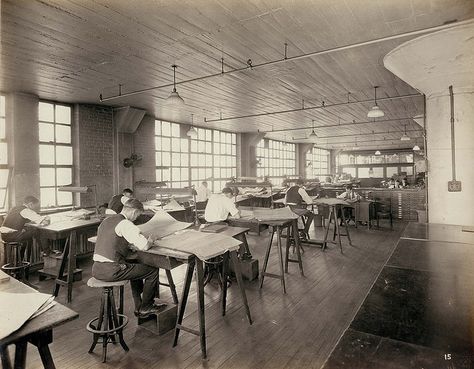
left=86, top=278, right=129, bottom=363
left=1, top=241, right=30, bottom=283
left=375, top=200, right=393, bottom=229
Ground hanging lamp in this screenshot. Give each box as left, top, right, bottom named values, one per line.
left=400, top=124, right=410, bottom=141
left=166, top=65, right=185, bottom=107
left=367, top=86, right=385, bottom=118
left=308, top=120, right=318, bottom=141
left=187, top=114, right=197, bottom=138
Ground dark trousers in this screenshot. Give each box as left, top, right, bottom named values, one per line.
left=92, top=261, right=159, bottom=310
left=2, top=228, right=50, bottom=258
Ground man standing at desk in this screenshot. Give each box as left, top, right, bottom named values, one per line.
left=196, top=181, right=211, bottom=203
left=1, top=195, right=51, bottom=256
left=284, top=179, right=314, bottom=236
left=204, top=187, right=240, bottom=223
left=92, top=198, right=162, bottom=317
left=106, top=188, right=133, bottom=215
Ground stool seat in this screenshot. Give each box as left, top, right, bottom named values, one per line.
left=87, top=277, right=128, bottom=288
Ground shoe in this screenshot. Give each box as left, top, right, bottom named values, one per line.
left=137, top=303, right=167, bottom=318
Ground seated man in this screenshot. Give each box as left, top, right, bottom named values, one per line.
left=106, top=188, right=133, bottom=215
left=92, top=198, right=162, bottom=317
left=1, top=195, right=51, bottom=256
left=204, top=187, right=240, bottom=223
left=337, top=185, right=360, bottom=223
left=284, top=179, right=315, bottom=236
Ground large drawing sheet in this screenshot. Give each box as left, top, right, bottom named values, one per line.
left=0, top=291, right=53, bottom=340
left=253, top=207, right=299, bottom=222
left=163, top=198, right=185, bottom=211
left=153, top=230, right=241, bottom=260
left=138, top=210, right=192, bottom=239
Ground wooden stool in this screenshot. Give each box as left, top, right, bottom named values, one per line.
left=86, top=278, right=129, bottom=363
left=1, top=241, right=30, bottom=283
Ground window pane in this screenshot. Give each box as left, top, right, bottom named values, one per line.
left=0, top=190, right=5, bottom=209
left=56, top=146, right=73, bottom=165
left=0, top=169, right=8, bottom=187
left=386, top=167, right=399, bottom=178
left=55, top=105, right=71, bottom=124
left=155, top=121, right=161, bottom=136
left=40, top=187, right=56, bottom=208
left=39, top=144, right=55, bottom=165
left=40, top=168, right=55, bottom=186
left=0, top=143, right=7, bottom=165
left=57, top=190, right=72, bottom=206
left=55, top=125, right=71, bottom=143
left=39, top=123, right=55, bottom=142
left=0, top=118, right=5, bottom=139
left=56, top=167, right=72, bottom=186
left=171, top=123, right=180, bottom=137
left=0, top=96, right=4, bottom=116
left=162, top=122, right=170, bottom=136
left=39, top=102, right=54, bottom=122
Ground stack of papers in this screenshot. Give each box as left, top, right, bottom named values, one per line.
left=0, top=289, right=56, bottom=340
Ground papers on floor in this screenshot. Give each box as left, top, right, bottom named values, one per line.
left=253, top=207, right=299, bottom=222
left=152, top=230, right=241, bottom=260
left=0, top=291, right=56, bottom=340
left=138, top=210, right=192, bottom=239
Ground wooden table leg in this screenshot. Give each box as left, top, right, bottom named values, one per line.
left=293, top=220, right=304, bottom=276
left=14, top=341, right=27, bottom=369
left=322, top=207, right=333, bottom=251
left=276, top=226, right=286, bottom=294
left=66, top=230, right=77, bottom=303
left=173, top=259, right=195, bottom=347
left=165, top=269, right=179, bottom=304
left=195, top=259, right=206, bottom=359
left=229, top=250, right=252, bottom=325
left=221, top=251, right=229, bottom=316
left=1, top=345, right=12, bottom=369
left=53, top=236, right=69, bottom=298
left=259, top=227, right=274, bottom=289
left=37, top=344, right=56, bottom=369
left=341, top=209, right=352, bottom=246
left=334, top=206, right=343, bottom=253
left=284, top=224, right=291, bottom=273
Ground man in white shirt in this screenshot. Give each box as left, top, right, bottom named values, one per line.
left=337, top=185, right=360, bottom=224
left=284, top=179, right=314, bottom=236
left=204, top=187, right=240, bottom=223
left=195, top=181, right=211, bottom=203
left=1, top=195, right=51, bottom=256
left=92, top=198, right=162, bottom=317
left=106, top=188, right=133, bottom=215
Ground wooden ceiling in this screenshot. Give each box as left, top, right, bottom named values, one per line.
left=2, top=0, right=474, bottom=150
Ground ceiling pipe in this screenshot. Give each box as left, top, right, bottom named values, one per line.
left=290, top=128, right=423, bottom=141
left=99, top=18, right=474, bottom=102
left=204, top=93, right=421, bottom=123
left=260, top=116, right=419, bottom=133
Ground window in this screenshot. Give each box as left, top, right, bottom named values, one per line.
left=306, top=147, right=330, bottom=181
left=155, top=121, right=237, bottom=192
left=39, top=102, right=73, bottom=208
left=256, top=139, right=296, bottom=185
left=0, top=95, right=8, bottom=212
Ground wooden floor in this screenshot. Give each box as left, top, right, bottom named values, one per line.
left=21, top=221, right=404, bottom=369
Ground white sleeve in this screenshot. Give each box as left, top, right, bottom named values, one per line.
left=20, top=208, right=44, bottom=223
left=336, top=192, right=346, bottom=199
left=115, top=220, right=148, bottom=250
left=120, top=196, right=128, bottom=205
left=298, top=188, right=313, bottom=204
left=225, top=198, right=239, bottom=217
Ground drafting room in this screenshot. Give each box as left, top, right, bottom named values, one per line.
left=0, top=1, right=473, bottom=368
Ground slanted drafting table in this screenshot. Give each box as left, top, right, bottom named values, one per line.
left=139, top=227, right=253, bottom=359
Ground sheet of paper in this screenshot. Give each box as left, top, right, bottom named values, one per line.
left=153, top=230, right=241, bottom=260
left=0, top=226, right=17, bottom=233
left=163, top=198, right=185, bottom=211
left=239, top=209, right=255, bottom=219
left=0, top=291, right=54, bottom=340
left=138, top=210, right=191, bottom=239
left=253, top=207, right=299, bottom=221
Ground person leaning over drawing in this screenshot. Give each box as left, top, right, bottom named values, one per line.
left=1, top=195, right=51, bottom=257
left=204, top=187, right=241, bottom=223
left=92, top=198, right=163, bottom=317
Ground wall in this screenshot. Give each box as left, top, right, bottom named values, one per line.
left=74, top=104, right=114, bottom=207
left=132, top=115, right=156, bottom=183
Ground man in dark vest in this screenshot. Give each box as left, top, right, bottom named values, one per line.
left=106, top=188, right=133, bottom=215
left=284, top=179, right=315, bottom=237
left=92, top=198, right=162, bottom=317
left=1, top=195, right=51, bottom=256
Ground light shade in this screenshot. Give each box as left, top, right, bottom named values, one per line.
left=413, top=144, right=421, bottom=151
left=367, top=105, right=385, bottom=118
left=166, top=90, right=185, bottom=107
left=400, top=133, right=411, bottom=141
left=374, top=150, right=381, bottom=155
left=186, top=126, right=198, bottom=138
left=309, top=129, right=318, bottom=140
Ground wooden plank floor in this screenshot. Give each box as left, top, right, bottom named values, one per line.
left=19, top=221, right=405, bottom=369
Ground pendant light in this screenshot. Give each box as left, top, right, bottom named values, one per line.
left=308, top=120, right=318, bottom=141
left=400, top=124, right=410, bottom=141
left=166, top=65, right=185, bottom=107
left=374, top=150, right=381, bottom=156
left=413, top=138, right=420, bottom=151
left=367, top=86, right=385, bottom=118
left=186, top=114, right=198, bottom=138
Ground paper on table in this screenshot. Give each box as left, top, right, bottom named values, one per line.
left=0, top=291, right=54, bottom=340
left=163, top=198, right=185, bottom=211
left=138, top=210, right=191, bottom=239
left=239, top=209, right=255, bottom=219
left=0, top=226, right=17, bottom=233
left=253, top=207, right=299, bottom=221
left=153, top=230, right=241, bottom=260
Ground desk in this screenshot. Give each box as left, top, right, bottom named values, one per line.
left=0, top=272, right=78, bottom=369
left=31, top=215, right=101, bottom=302
left=139, top=226, right=252, bottom=359
left=401, top=222, right=474, bottom=245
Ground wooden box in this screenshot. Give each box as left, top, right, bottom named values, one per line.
left=138, top=302, right=177, bottom=336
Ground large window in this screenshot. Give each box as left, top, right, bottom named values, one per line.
left=256, top=139, right=296, bottom=185
left=39, top=102, right=73, bottom=208
left=155, top=120, right=237, bottom=191
left=0, top=96, right=8, bottom=212
left=306, top=147, right=330, bottom=180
